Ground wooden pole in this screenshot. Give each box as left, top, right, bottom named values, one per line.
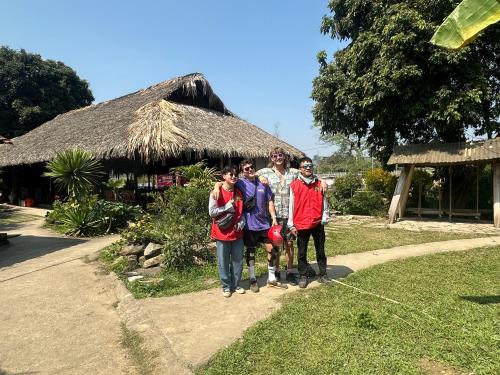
left=418, top=181, right=422, bottom=218
left=476, top=165, right=479, bottom=219
left=493, top=164, right=500, bottom=228
left=449, top=166, right=452, bottom=222
left=388, top=164, right=415, bottom=223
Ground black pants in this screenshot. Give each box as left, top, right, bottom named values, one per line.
left=297, top=224, right=326, bottom=276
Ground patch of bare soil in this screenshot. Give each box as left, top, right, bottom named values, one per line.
left=419, top=357, right=474, bottom=375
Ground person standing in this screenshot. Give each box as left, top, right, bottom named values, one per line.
left=209, top=166, right=246, bottom=297
left=288, top=157, right=331, bottom=289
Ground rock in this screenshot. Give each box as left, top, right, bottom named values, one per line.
left=120, top=244, right=145, bottom=256
left=125, top=271, right=139, bottom=277
left=138, top=256, right=146, bottom=266
left=144, top=243, right=162, bottom=259
left=126, top=255, right=138, bottom=268
left=143, top=255, right=164, bottom=268
left=135, top=266, right=162, bottom=276
left=127, top=275, right=144, bottom=282
left=112, top=256, right=126, bottom=267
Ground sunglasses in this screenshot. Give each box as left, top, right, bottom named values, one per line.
left=301, top=163, right=314, bottom=169
left=271, top=153, right=284, bottom=159
left=224, top=173, right=238, bottom=178
left=243, top=165, right=254, bottom=172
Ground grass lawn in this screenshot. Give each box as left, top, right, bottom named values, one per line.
left=101, top=220, right=493, bottom=299
left=199, top=246, right=500, bottom=375
left=0, top=212, right=40, bottom=225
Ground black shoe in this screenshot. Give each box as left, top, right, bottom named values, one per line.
left=306, top=266, right=316, bottom=278
left=317, top=274, right=331, bottom=284
left=285, top=272, right=298, bottom=286
left=298, top=275, right=308, bottom=289
left=250, top=278, right=259, bottom=293
left=275, top=270, right=281, bottom=281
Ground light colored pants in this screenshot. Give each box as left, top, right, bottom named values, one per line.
left=216, top=238, right=244, bottom=292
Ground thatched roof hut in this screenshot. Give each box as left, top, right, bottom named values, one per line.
left=0, top=73, right=303, bottom=167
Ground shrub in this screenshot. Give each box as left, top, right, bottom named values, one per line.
left=334, top=173, right=363, bottom=200
left=364, top=168, right=397, bottom=199
left=346, top=190, right=386, bottom=216
left=47, top=196, right=142, bottom=237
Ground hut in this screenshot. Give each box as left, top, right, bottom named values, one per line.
left=387, top=138, right=500, bottom=228
left=0, top=134, right=12, bottom=144
left=0, top=73, right=303, bottom=205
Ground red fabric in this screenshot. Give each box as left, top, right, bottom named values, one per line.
left=290, top=179, right=323, bottom=230
left=211, top=187, right=244, bottom=241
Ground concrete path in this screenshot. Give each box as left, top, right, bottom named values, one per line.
left=1, top=209, right=499, bottom=374
left=0, top=216, right=129, bottom=375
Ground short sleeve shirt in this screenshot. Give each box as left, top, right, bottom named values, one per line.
left=235, top=178, right=273, bottom=231
left=257, top=167, right=299, bottom=219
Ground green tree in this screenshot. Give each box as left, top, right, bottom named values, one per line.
left=312, top=0, right=500, bottom=164
left=0, top=46, right=94, bottom=138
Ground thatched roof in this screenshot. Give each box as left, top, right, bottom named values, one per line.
left=388, top=138, right=500, bottom=166
left=0, top=73, right=303, bottom=167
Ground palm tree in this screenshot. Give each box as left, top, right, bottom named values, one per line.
left=44, top=149, right=105, bottom=199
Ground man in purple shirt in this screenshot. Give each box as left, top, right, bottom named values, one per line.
left=213, top=159, right=288, bottom=292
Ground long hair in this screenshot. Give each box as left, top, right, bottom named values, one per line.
left=267, top=146, right=288, bottom=168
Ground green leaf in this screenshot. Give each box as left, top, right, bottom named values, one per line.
left=431, top=0, right=500, bottom=49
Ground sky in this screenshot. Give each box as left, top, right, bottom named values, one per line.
left=1, top=0, right=347, bottom=156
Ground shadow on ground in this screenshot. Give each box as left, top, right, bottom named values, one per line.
left=460, top=295, right=500, bottom=305
left=0, top=235, right=86, bottom=268
left=0, top=222, right=36, bottom=232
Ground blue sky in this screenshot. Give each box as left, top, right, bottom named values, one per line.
left=1, top=1, right=346, bottom=156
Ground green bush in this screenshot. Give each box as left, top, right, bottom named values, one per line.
left=346, top=190, right=386, bottom=216
left=46, top=196, right=142, bottom=237
left=364, top=168, right=397, bottom=199
left=121, top=162, right=216, bottom=270
left=334, top=173, right=363, bottom=200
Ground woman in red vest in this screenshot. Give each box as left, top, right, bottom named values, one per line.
left=209, top=165, right=246, bottom=297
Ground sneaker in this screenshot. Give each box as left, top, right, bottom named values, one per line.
left=222, top=290, right=232, bottom=298
left=285, top=272, right=298, bottom=286
left=298, top=275, right=308, bottom=289
left=306, top=265, right=317, bottom=278
left=250, top=278, right=259, bottom=293
left=234, top=286, right=246, bottom=294
left=267, top=280, right=289, bottom=289
left=317, top=275, right=332, bottom=284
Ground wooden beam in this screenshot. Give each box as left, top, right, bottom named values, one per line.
left=388, top=165, right=415, bottom=223
left=493, top=164, right=500, bottom=228
left=449, top=166, right=452, bottom=222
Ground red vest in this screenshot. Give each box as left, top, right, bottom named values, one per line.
left=290, top=178, right=323, bottom=230
left=210, top=187, right=244, bottom=241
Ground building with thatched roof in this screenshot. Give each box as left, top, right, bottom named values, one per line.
left=0, top=73, right=304, bottom=205
left=387, top=138, right=500, bottom=228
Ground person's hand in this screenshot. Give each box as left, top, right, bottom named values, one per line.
left=211, top=182, right=223, bottom=199
left=320, top=179, right=328, bottom=193
left=228, top=199, right=235, bottom=206
left=259, top=176, right=269, bottom=185
left=236, top=221, right=245, bottom=232
left=290, top=227, right=298, bottom=237
left=271, top=217, right=278, bottom=226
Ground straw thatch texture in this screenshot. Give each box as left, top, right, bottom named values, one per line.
left=0, top=73, right=303, bottom=167
left=388, top=138, right=500, bottom=166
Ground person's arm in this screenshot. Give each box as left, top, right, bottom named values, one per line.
left=268, top=200, right=278, bottom=226
left=321, top=193, right=330, bottom=225
left=208, top=194, right=235, bottom=218
left=288, top=188, right=297, bottom=236
left=318, top=178, right=328, bottom=193
left=211, top=181, right=223, bottom=199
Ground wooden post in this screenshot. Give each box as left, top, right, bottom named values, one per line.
left=388, top=164, right=415, bottom=223
left=417, top=181, right=422, bottom=217
left=438, top=183, right=442, bottom=218
left=449, top=166, right=452, bottom=222
left=476, top=165, right=479, bottom=219
left=493, top=164, right=500, bottom=228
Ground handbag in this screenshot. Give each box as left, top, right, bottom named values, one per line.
left=216, top=212, right=235, bottom=230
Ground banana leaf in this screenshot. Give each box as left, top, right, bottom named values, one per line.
left=431, top=0, right=500, bottom=49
